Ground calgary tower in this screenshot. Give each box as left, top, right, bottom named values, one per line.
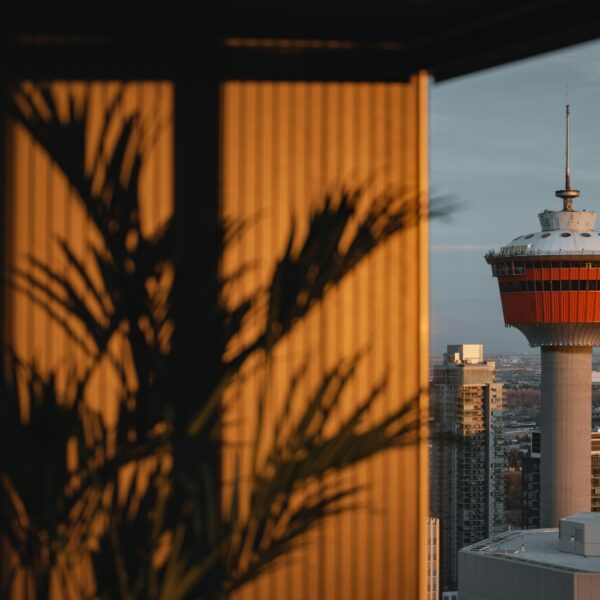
left=486, top=106, right=598, bottom=527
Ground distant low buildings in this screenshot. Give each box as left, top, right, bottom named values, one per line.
left=430, top=344, right=504, bottom=592
left=521, top=431, right=541, bottom=529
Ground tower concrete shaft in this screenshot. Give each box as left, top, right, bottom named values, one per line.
left=540, top=346, right=592, bottom=527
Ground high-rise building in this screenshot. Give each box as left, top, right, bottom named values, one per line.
left=486, top=106, right=599, bottom=527
left=522, top=431, right=600, bottom=528
left=430, top=344, right=504, bottom=592
left=522, top=431, right=541, bottom=529
left=427, top=518, right=441, bottom=600
left=593, top=432, right=600, bottom=513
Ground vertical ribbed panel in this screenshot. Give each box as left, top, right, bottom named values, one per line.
left=221, top=77, right=428, bottom=600
left=5, top=81, right=174, bottom=425
left=4, top=76, right=428, bottom=599
left=4, top=82, right=173, bottom=597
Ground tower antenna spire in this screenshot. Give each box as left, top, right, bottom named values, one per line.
left=556, top=103, right=580, bottom=211
left=566, top=104, right=571, bottom=190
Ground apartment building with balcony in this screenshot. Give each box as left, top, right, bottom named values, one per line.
left=430, top=344, right=504, bottom=592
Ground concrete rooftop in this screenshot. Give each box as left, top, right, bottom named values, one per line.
left=462, top=529, right=600, bottom=573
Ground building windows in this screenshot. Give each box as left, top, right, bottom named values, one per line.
left=492, top=260, right=600, bottom=277
left=499, top=279, right=600, bottom=293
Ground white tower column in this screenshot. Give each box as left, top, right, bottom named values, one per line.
left=540, top=346, right=592, bottom=527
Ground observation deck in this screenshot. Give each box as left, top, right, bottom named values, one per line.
left=486, top=209, right=600, bottom=346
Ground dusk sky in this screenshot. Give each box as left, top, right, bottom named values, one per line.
left=430, top=39, right=600, bottom=357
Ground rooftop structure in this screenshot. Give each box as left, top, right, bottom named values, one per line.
left=445, top=343, right=484, bottom=364
left=485, top=107, right=596, bottom=527
left=459, top=514, right=600, bottom=600
left=559, top=513, right=600, bottom=556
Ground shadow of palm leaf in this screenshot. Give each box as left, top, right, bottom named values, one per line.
left=1, top=82, right=443, bottom=600
left=0, top=353, right=104, bottom=598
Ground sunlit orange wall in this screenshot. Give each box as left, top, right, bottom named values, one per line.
left=3, top=81, right=174, bottom=598
left=4, top=74, right=429, bottom=599
left=221, top=74, right=429, bottom=600
left=4, top=82, right=174, bottom=426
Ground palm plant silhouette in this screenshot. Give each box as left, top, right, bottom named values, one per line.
left=0, top=83, right=429, bottom=599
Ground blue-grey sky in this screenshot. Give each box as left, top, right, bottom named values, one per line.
left=430, top=39, right=600, bottom=356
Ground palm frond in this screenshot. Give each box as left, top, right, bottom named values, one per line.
left=0, top=354, right=88, bottom=596
left=213, top=358, right=421, bottom=596
left=2, top=82, right=441, bottom=600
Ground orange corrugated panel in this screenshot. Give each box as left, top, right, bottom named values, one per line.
left=574, top=292, right=583, bottom=322
left=500, top=293, right=510, bottom=322
left=501, top=294, right=520, bottom=324
left=222, top=78, right=428, bottom=600
left=584, top=289, right=590, bottom=322
left=555, top=292, right=569, bottom=323
left=580, top=291, right=587, bottom=322
left=557, top=290, right=564, bottom=322
left=516, top=295, right=523, bottom=322
left=499, top=293, right=505, bottom=320
left=568, top=291, right=575, bottom=322
left=568, top=291, right=575, bottom=323
left=558, top=290, right=564, bottom=321
left=527, top=293, right=537, bottom=323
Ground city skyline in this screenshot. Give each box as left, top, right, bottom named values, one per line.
left=431, top=38, right=600, bottom=355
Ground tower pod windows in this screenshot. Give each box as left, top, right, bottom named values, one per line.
left=498, top=280, right=600, bottom=292
left=491, top=259, right=600, bottom=277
